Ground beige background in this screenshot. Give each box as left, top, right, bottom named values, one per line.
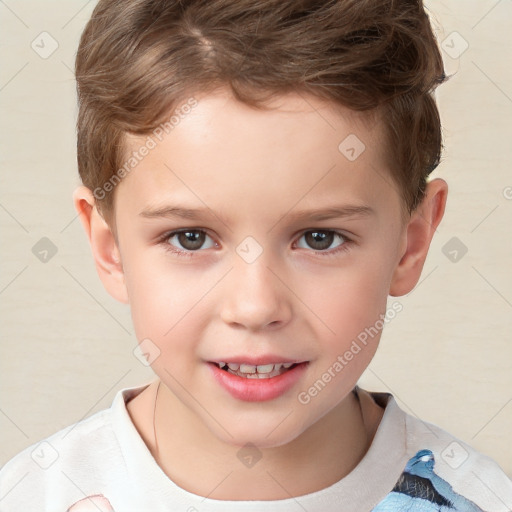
left=1, top=0, right=511, bottom=479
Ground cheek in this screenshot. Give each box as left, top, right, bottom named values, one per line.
left=297, top=259, right=391, bottom=344
left=121, top=248, right=176, bottom=336
left=123, top=250, right=215, bottom=345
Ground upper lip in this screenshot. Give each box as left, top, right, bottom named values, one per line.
left=209, top=356, right=307, bottom=366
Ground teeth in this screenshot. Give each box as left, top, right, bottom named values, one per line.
left=219, top=361, right=299, bottom=379
left=256, top=364, right=275, bottom=374
left=239, top=364, right=257, bottom=373
left=220, top=363, right=291, bottom=374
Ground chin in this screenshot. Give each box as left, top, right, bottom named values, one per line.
left=207, top=413, right=311, bottom=450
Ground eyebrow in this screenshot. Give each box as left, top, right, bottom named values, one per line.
left=139, top=203, right=375, bottom=224
left=283, top=204, right=375, bottom=223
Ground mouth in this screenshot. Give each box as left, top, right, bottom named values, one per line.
left=213, top=361, right=300, bottom=379
left=208, top=360, right=309, bottom=401
left=208, top=354, right=310, bottom=402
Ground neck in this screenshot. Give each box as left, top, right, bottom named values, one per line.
left=141, top=380, right=380, bottom=500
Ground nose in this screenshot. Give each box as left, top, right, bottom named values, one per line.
left=219, top=254, right=292, bottom=331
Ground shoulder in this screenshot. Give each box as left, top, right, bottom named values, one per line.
left=0, top=386, right=139, bottom=509
left=392, top=397, right=512, bottom=511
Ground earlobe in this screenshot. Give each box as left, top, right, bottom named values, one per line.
left=389, top=178, right=448, bottom=297
left=72, top=186, right=129, bottom=304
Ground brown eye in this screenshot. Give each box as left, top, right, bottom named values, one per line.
left=297, top=230, right=346, bottom=252
left=166, top=230, right=214, bottom=252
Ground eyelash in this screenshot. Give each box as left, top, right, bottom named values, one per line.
left=157, top=228, right=354, bottom=259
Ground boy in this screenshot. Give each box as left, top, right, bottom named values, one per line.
left=1, top=0, right=511, bottom=510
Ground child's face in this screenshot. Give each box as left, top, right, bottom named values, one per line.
left=113, top=89, right=408, bottom=447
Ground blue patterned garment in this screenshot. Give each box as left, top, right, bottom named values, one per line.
left=372, top=450, right=486, bottom=511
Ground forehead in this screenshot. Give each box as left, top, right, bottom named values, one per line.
left=116, top=89, right=399, bottom=225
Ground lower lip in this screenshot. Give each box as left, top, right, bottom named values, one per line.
left=208, top=362, right=308, bottom=402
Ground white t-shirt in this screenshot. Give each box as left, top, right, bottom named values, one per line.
left=1, top=383, right=511, bottom=511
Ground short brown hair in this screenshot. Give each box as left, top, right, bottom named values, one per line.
left=75, top=0, right=446, bottom=229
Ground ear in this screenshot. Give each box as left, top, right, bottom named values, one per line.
left=389, top=178, right=448, bottom=296
left=72, top=186, right=129, bottom=304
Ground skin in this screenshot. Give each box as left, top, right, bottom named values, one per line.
left=73, top=88, right=447, bottom=500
